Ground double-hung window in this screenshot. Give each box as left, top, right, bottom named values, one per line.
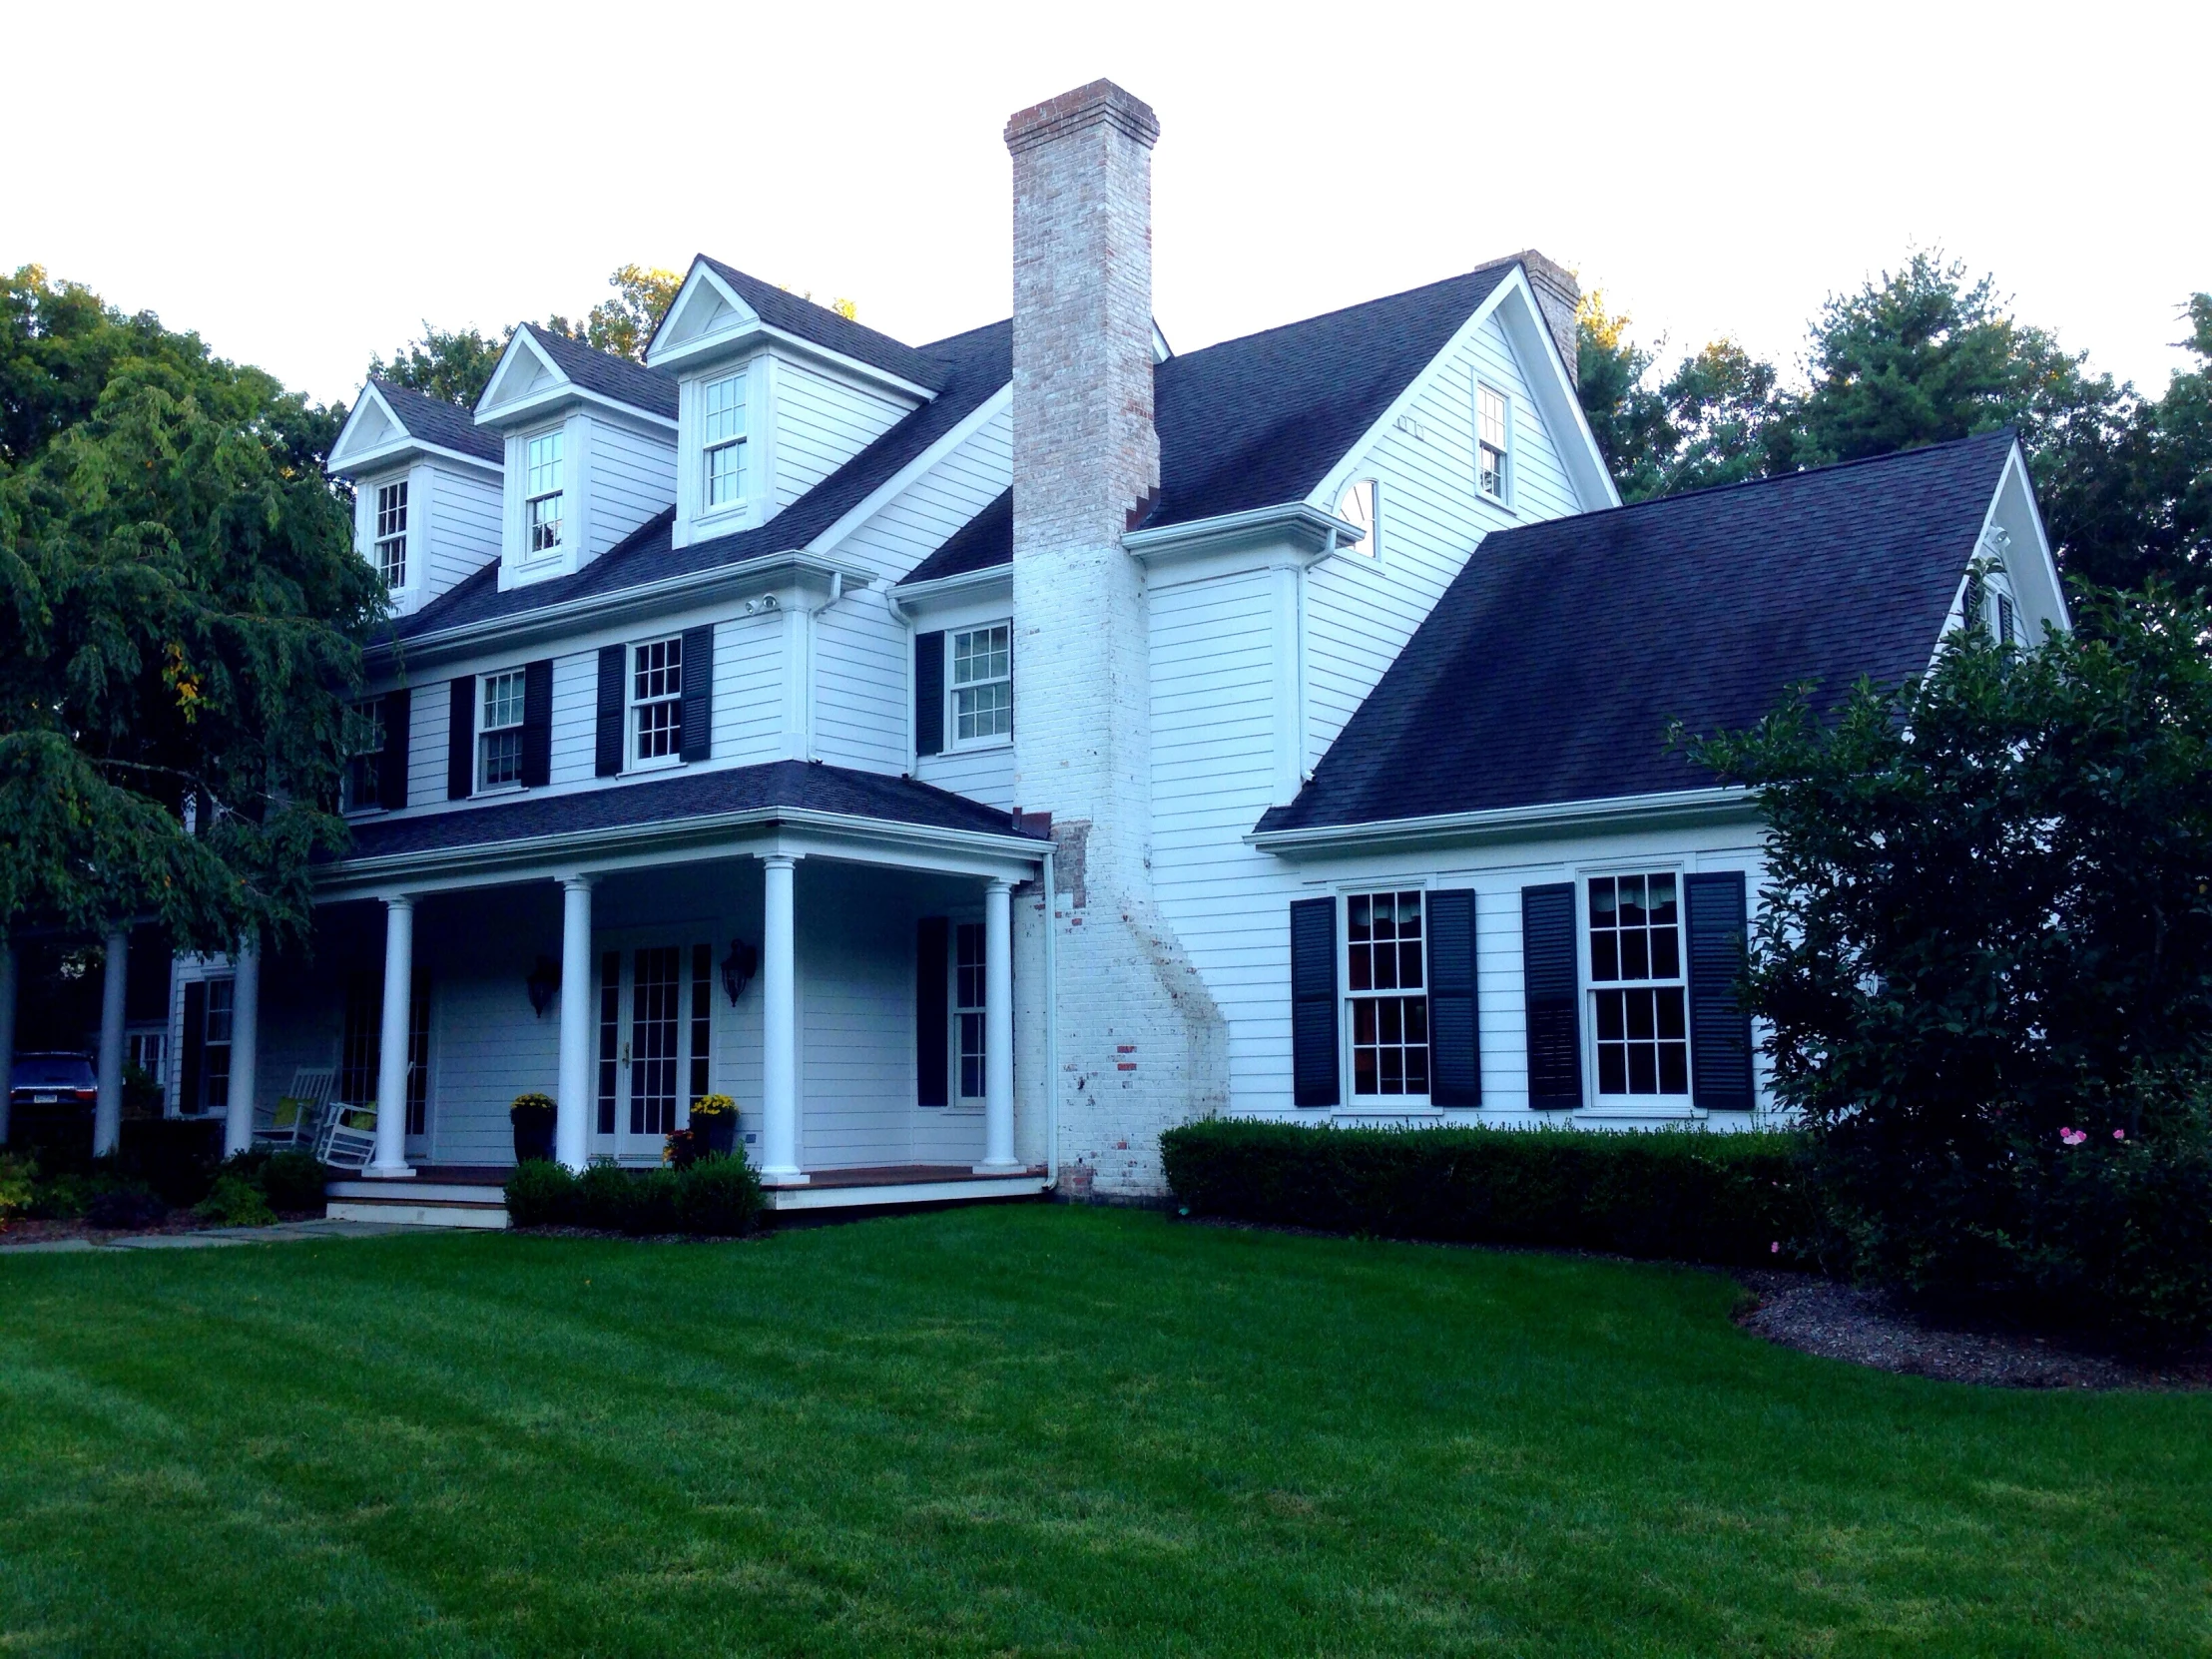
left=525, top=431, right=564, bottom=554
left=374, top=480, right=409, bottom=589
left=950, top=623, right=1012, bottom=745
left=632, top=636, right=684, bottom=766
left=1347, top=889, right=1429, bottom=1098
left=342, top=699, right=384, bottom=813
left=702, top=373, right=747, bottom=512
left=478, top=670, right=526, bottom=789
left=955, top=921, right=986, bottom=1101
left=1476, top=382, right=1510, bottom=503
left=1588, top=872, right=1689, bottom=1097
left=201, top=978, right=235, bottom=1113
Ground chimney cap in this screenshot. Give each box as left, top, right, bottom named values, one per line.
left=1503, top=249, right=1580, bottom=303
left=1005, top=79, right=1160, bottom=154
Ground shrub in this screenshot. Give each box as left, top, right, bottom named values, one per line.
left=85, top=1187, right=167, bottom=1231
left=505, top=1160, right=583, bottom=1229
left=1161, top=1120, right=1815, bottom=1268
left=504, top=1154, right=763, bottom=1237
left=0, top=1154, right=33, bottom=1229
left=259, top=1150, right=329, bottom=1213
left=677, top=1155, right=764, bottom=1236
left=194, top=1175, right=276, bottom=1228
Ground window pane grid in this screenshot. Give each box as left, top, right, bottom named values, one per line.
left=1477, top=384, right=1508, bottom=500
left=343, top=699, right=383, bottom=812
left=631, top=946, right=680, bottom=1137
left=1346, top=889, right=1429, bottom=1098
left=596, top=951, right=620, bottom=1136
left=1588, top=871, right=1689, bottom=1097
left=374, top=481, right=408, bottom=589
left=955, top=922, right=986, bottom=1100
left=480, top=671, right=525, bottom=789
left=949, top=624, right=1012, bottom=743
left=526, top=431, right=563, bottom=553
left=632, top=638, right=684, bottom=761
left=703, top=375, right=747, bottom=510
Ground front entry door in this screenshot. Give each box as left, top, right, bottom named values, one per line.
left=594, top=941, right=703, bottom=1164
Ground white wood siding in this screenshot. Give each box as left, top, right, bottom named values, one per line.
left=914, top=744, right=1015, bottom=812
left=406, top=679, right=450, bottom=810
left=794, top=862, right=916, bottom=1168
left=716, top=612, right=785, bottom=766
left=830, top=402, right=1010, bottom=584
left=422, top=461, right=502, bottom=598
left=773, top=358, right=912, bottom=512
left=585, top=417, right=677, bottom=557
left=547, top=650, right=599, bottom=786
left=813, top=595, right=908, bottom=776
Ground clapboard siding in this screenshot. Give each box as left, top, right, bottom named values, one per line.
left=406, top=680, right=450, bottom=810
left=914, top=743, right=1014, bottom=811
left=794, top=863, right=917, bottom=1169
left=831, top=400, right=1011, bottom=584
left=586, top=419, right=677, bottom=557
left=715, top=612, right=784, bottom=766
left=422, top=461, right=502, bottom=599
left=774, top=359, right=913, bottom=510
left=547, top=649, right=600, bottom=785
left=814, top=596, right=908, bottom=776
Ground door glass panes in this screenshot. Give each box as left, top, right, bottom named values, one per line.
left=1346, top=890, right=1429, bottom=1097
left=596, top=950, right=621, bottom=1135
left=955, top=922, right=986, bottom=1099
left=630, top=946, right=680, bottom=1137
left=1588, top=873, right=1689, bottom=1096
left=690, top=943, right=712, bottom=1106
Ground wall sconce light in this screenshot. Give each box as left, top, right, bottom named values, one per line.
left=525, top=955, right=561, bottom=1018
left=721, top=939, right=759, bottom=1006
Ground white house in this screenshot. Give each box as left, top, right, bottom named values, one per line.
left=119, top=79, right=2061, bottom=1223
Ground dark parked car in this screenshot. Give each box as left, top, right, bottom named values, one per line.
left=9, top=1051, right=98, bottom=1110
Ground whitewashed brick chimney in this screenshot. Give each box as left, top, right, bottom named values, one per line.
left=1005, top=80, right=1227, bottom=1196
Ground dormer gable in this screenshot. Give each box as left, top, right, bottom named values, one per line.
left=327, top=379, right=504, bottom=617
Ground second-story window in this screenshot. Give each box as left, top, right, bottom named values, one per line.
left=632, top=636, right=684, bottom=765
left=478, top=670, right=526, bottom=789
left=374, top=480, right=409, bottom=589
left=1476, top=382, right=1510, bottom=503
left=702, top=374, right=747, bottom=512
left=950, top=623, right=1012, bottom=746
left=1336, top=477, right=1380, bottom=558
left=526, top=430, right=564, bottom=554
left=342, top=699, right=384, bottom=813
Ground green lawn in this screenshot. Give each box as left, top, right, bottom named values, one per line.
left=1, top=1207, right=2206, bottom=1658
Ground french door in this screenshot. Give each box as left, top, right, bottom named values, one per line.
left=593, top=941, right=709, bottom=1163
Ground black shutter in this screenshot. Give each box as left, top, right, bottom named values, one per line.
left=913, top=631, right=944, bottom=759
left=680, top=625, right=713, bottom=764
left=377, top=687, right=410, bottom=810
left=1521, top=883, right=1582, bottom=1107
left=916, top=916, right=949, bottom=1107
left=1686, top=870, right=1755, bottom=1112
left=519, top=659, right=553, bottom=788
left=1427, top=888, right=1480, bottom=1107
left=180, top=980, right=207, bottom=1114
left=446, top=677, right=474, bottom=800
left=1290, top=896, right=1340, bottom=1107
left=595, top=645, right=625, bottom=778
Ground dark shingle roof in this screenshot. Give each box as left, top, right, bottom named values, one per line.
left=340, top=760, right=1039, bottom=862
left=517, top=323, right=679, bottom=420
left=1257, top=431, right=2017, bottom=834
left=1146, top=262, right=1519, bottom=529
left=363, top=378, right=503, bottom=464
left=699, top=258, right=948, bottom=392
left=900, top=489, right=1011, bottom=587
left=389, top=320, right=1011, bottom=642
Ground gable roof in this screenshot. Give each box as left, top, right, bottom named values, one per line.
left=1256, top=430, right=2019, bottom=835
left=362, top=378, right=504, bottom=463
left=696, top=258, right=949, bottom=392
left=901, top=489, right=1011, bottom=587
left=510, top=323, right=680, bottom=420
left=387, top=319, right=1012, bottom=643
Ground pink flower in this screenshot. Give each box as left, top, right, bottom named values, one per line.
left=1770, top=1242, right=1781, bottom=1255
left=2059, top=1128, right=2088, bottom=1147
left=2114, top=1128, right=2127, bottom=1141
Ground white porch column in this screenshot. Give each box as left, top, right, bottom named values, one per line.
left=224, top=942, right=261, bottom=1158
left=0, top=940, right=16, bottom=1148
left=554, top=875, right=595, bottom=1172
left=759, top=853, right=804, bottom=1183
left=367, top=895, right=415, bottom=1179
left=94, top=929, right=128, bottom=1158
left=977, top=878, right=1019, bottom=1172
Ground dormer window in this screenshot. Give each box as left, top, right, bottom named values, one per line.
left=374, top=481, right=409, bottom=589
left=1476, top=382, right=1510, bottom=503
left=525, top=431, right=564, bottom=554
left=702, top=373, right=747, bottom=511
left=631, top=636, right=685, bottom=767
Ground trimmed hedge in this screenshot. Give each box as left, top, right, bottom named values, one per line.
left=1161, top=1119, right=1817, bottom=1268
left=505, top=1155, right=764, bottom=1237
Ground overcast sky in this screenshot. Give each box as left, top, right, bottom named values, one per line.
left=7, top=1, right=2203, bottom=410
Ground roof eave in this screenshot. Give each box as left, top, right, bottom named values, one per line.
left=1247, top=785, right=1757, bottom=857
left=1124, top=502, right=1362, bottom=564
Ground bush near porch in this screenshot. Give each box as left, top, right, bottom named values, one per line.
left=1162, top=1119, right=1815, bottom=1267
left=506, top=1155, right=764, bottom=1236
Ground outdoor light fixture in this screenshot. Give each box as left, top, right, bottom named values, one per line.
left=525, top=955, right=561, bottom=1018
left=721, top=939, right=759, bottom=1005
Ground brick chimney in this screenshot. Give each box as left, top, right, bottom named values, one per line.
left=1004, top=80, right=1225, bottom=1197
left=1510, top=249, right=1582, bottom=386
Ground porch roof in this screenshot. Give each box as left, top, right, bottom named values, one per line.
left=335, top=761, right=1040, bottom=863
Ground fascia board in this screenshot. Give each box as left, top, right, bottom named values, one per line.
left=1997, top=439, right=2070, bottom=633
left=328, top=383, right=401, bottom=468
left=642, top=259, right=760, bottom=365
left=473, top=327, right=565, bottom=423
left=806, top=384, right=1013, bottom=559
left=1246, top=786, right=1754, bottom=857
left=658, top=320, right=935, bottom=402
left=330, top=436, right=503, bottom=482
left=1123, top=502, right=1356, bottom=564
left=474, top=381, right=678, bottom=434
left=888, top=564, right=1013, bottom=617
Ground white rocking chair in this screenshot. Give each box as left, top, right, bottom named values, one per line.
left=316, top=1102, right=379, bottom=1173
left=252, top=1066, right=336, bottom=1151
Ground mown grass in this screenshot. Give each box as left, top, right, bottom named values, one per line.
left=0, top=1205, right=2206, bottom=1657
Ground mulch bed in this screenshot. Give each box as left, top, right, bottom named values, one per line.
left=0, top=1209, right=325, bottom=1246
left=1733, top=1268, right=2212, bottom=1391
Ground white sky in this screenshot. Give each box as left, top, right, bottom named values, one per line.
left=6, top=0, right=2204, bottom=410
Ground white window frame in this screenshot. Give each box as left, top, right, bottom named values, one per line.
left=127, top=1029, right=168, bottom=1088
left=1475, top=379, right=1512, bottom=506
left=1579, top=866, right=1693, bottom=1109
left=1341, top=884, right=1433, bottom=1105
left=700, top=373, right=748, bottom=515
left=947, top=622, right=1013, bottom=751
left=629, top=635, right=685, bottom=771
left=341, top=698, right=386, bottom=815
left=373, top=479, right=409, bottom=590
left=953, top=919, right=987, bottom=1107
left=524, top=429, right=564, bottom=557
left=1336, top=476, right=1381, bottom=559
left=197, top=976, right=235, bottom=1116
left=477, top=669, right=527, bottom=793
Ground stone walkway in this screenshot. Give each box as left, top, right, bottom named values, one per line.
left=0, top=1219, right=435, bottom=1255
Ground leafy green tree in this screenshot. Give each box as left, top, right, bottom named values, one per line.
left=0, top=267, right=379, bottom=956
left=1575, top=293, right=1778, bottom=501
left=1686, top=589, right=2212, bottom=1341
left=545, top=264, right=685, bottom=363
left=367, top=324, right=509, bottom=408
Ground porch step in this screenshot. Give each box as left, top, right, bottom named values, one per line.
left=325, top=1178, right=509, bottom=1231
left=763, top=1169, right=1050, bottom=1212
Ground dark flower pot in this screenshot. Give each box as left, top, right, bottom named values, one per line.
left=693, top=1112, right=738, bottom=1160
left=512, top=1109, right=555, bottom=1165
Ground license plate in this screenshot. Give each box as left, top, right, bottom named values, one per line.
left=32, top=1093, right=57, bottom=1104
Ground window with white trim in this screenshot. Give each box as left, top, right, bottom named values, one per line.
left=374, top=480, right=409, bottom=589
left=478, top=670, right=526, bottom=790
left=200, top=977, right=235, bottom=1114
left=950, top=623, right=1012, bottom=745
left=127, top=1030, right=167, bottom=1087
left=631, top=636, right=684, bottom=766
left=955, top=921, right=986, bottom=1101
left=525, top=430, right=564, bottom=554
left=1337, top=477, right=1380, bottom=558
left=1476, top=381, right=1510, bottom=503
left=702, top=373, right=747, bottom=511
left=1346, top=889, right=1429, bottom=1097
left=1588, top=872, right=1689, bottom=1097
left=341, top=699, right=384, bottom=813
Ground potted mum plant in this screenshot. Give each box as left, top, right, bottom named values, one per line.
left=687, top=1094, right=739, bottom=1161
left=510, top=1092, right=557, bottom=1164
